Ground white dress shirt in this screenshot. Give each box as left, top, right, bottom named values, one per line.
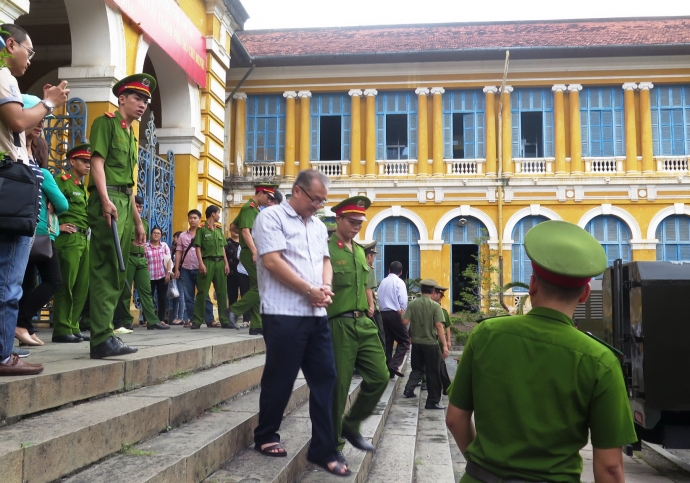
left=377, top=273, right=408, bottom=312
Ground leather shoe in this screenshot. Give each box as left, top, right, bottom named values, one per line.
left=228, top=311, right=238, bottom=327
left=75, top=332, right=90, bottom=341
left=341, top=427, right=375, bottom=452
left=425, top=403, right=445, bottom=410
left=189, top=324, right=201, bottom=330
left=389, top=368, right=404, bottom=378
left=248, top=328, right=263, bottom=336
left=52, top=334, right=83, bottom=343
left=222, top=320, right=239, bottom=329
left=403, top=390, right=416, bottom=398
left=147, top=323, right=170, bottom=330
left=0, top=354, right=43, bottom=375
left=90, top=336, right=138, bottom=359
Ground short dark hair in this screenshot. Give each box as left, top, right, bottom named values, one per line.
left=118, top=90, right=149, bottom=107
left=134, top=195, right=144, bottom=205
left=173, top=231, right=182, bottom=238
left=0, top=24, right=29, bottom=44
left=188, top=209, right=201, bottom=218
left=31, top=137, right=49, bottom=169
left=273, top=189, right=283, bottom=203
left=533, top=273, right=587, bottom=303
left=389, top=261, right=403, bottom=275
left=205, top=205, right=220, bottom=219
left=421, top=285, right=435, bottom=294
left=151, top=226, right=163, bottom=235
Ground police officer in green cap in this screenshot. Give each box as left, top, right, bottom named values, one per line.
left=432, top=284, right=452, bottom=394
left=362, top=240, right=385, bottom=346
left=327, top=196, right=389, bottom=464
left=87, top=73, right=157, bottom=358
left=447, top=220, right=636, bottom=483
left=52, top=143, right=92, bottom=342
left=228, top=183, right=279, bottom=334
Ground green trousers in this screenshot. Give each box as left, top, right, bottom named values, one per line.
left=193, top=259, right=229, bottom=326
left=329, top=315, right=389, bottom=450
left=115, top=253, right=160, bottom=327
left=87, top=191, right=133, bottom=347
left=229, top=248, right=261, bottom=329
left=52, top=232, right=89, bottom=336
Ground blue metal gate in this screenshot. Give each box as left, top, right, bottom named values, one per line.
left=137, top=113, right=175, bottom=246
left=43, top=98, right=88, bottom=174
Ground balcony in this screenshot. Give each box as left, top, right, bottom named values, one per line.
left=377, top=159, right=417, bottom=176
left=310, top=160, right=350, bottom=177
left=244, top=162, right=284, bottom=178
left=445, top=159, right=483, bottom=176
left=513, top=158, right=554, bottom=175
left=656, top=156, right=689, bottom=173
left=584, top=157, right=624, bottom=174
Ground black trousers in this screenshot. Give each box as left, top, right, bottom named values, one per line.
left=255, top=314, right=338, bottom=464
left=150, top=277, right=168, bottom=322
left=18, top=240, right=62, bottom=334
left=440, top=357, right=451, bottom=392
left=227, top=272, right=250, bottom=322
left=381, top=310, right=410, bottom=372
left=405, top=343, right=443, bottom=405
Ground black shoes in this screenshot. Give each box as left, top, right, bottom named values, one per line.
left=425, top=403, right=445, bottom=410
left=248, top=328, right=263, bottom=336
left=189, top=324, right=200, bottom=329
left=389, top=368, right=404, bottom=378
left=75, top=332, right=90, bottom=341
left=52, top=334, right=83, bottom=343
left=403, top=390, right=416, bottom=398
left=90, top=336, right=138, bottom=359
left=228, top=311, right=238, bottom=327
left=147, top=323, right=170, bottom=330
left=222, top=320, right=239, bottom=329
left=341, top=427, right=375, bottom=452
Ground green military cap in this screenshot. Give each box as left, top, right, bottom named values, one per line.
left=66, top=143, right=92, bottom=161
left=112, top=73, right=157, bottom=98
left=420, top=278, right=439, bottom=288
left=434, top=284, right=449, bottom=291
left=255, top=183, right=279, bottom=199
left=361, top=240, right=377, bottom=254
left=331, top=196, right=371, bottom=221
left=525, top=220, right=607, bottom=288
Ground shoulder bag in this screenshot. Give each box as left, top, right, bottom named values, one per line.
left=0, top=133, right=40, bottom=236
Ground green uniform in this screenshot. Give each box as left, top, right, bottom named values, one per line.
left=192, top=224, right=230, bottom=327
left=229, top=200, right=261, bottom=329
left=52, top=172, right=90, bottom=337
left=327, top=233, right=388, bottom=451
left=451, top=307, right=637, bottom=483
left=440, top=307, right=452, bottom=392
left=366, top=262, right=385, bottom=346
left=87, top=110, right=138, bottom=347
left=115, top=218, right=161, bottom=327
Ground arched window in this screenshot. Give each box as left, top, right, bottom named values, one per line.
left=585, top=215, right=631, bottom=268
left=442, top=216, right=486, bottom=244
left=511, top=216, right=549, bottom=291
left=374, top=217, right=420, bottom=281
left=655, top=215, right=690, bottom=261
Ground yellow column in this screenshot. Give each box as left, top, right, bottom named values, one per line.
left=233, top=92, right=247, bottom=176
left=501, top=86, right=513, bottom=176
left=638, top=82, right=655, bottom=174
left=415, top=88, right=430, bottom=177
left=283, top=91, right=297, bottom=180
left=623, top=82, right=639, bottom=175
left=298, top=90, right=312, bottom=172
left=568, top=84, right=583, bottom=175
left=349, top=89, right=363, bottom=178
left=483, top=86, right=498, bottom=176
left=553, top=84, right=567, bottom=176
left=364, top=89, right=378, bottom=178
left=431, top=87, right=445, bottom=177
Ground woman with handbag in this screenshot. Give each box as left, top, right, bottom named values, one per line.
left=16, top=133, right=68, bottom=346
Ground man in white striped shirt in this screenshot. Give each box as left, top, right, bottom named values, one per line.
left=251, top=170, right=350, bottom=477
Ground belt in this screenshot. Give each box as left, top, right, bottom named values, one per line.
left=465, top=461, right=548, bottom=483
left=67, top=226, right=89, bottom=235
left=131, top=252, right=145, bottom=258
left=106, top=185, right=133, bottom=195
left=203, top=256, right=224, bottom=261
left=333, top=311, right=366, bottom=319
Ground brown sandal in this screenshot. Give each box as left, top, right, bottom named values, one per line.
left=207, top=321, right=221, bottom=328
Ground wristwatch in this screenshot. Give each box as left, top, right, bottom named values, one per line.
left=41, top=99, right=55, bottom=114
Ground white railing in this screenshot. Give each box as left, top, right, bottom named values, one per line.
left=584, top=157, right=623, bottom=174
left=445, top=159, right=481, bottom=175
left=246, top=162, right=280, bottom=178
left=311, top=160, right=349, bottom=177
left=656, top=156, right=689, bottom=172
left=514, top=158, right=554, bottom=174
left=377, top=159, right=416, bottom=176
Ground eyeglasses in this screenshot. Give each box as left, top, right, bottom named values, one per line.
left=15, top=41, right=35, bottom=60
left=297, top=185, right=327, bottom=207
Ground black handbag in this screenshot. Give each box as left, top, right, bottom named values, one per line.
left=29, top=235, right=52, bottom=262
left=0, top=133, right=40, bottom=236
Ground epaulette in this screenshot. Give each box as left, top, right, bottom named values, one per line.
left=585, top=332, right=625, bottom=361
left=249, top=201, right=255, bottom=208
left=337, top=239, right=344, bottom=249
left=60, top=173, right=71, bottom=181
left=104, top=112, right=116, bottom=118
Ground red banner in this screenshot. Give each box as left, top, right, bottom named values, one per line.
left=111, top=0, right=207, bottom=88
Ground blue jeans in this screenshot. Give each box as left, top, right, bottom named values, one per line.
left=0, top=235, right=32, bottom=359
left=179, top=267, right=214, bottom=323
left=171, top=289, right=186, bottom=321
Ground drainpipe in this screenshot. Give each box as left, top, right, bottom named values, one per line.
left=497, top=51, right=510, bottom=312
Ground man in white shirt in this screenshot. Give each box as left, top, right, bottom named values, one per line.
left=377, top=261, right=410, bottom=378
left=251, top=170, right=350, bottom=477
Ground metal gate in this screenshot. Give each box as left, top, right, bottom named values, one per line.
left=43, top=98, right=88, bottom=174
left=137, top=112, right=175, bottom=246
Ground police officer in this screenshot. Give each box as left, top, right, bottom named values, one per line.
left=432, top=284, right=452, bottom=394
left=87, top=73, right=156, bottom=358
left=327, top=196, right=389, bottom=464
left=114, top=195, right=168, bottom=332
left=191, top=205, right=233, bottom=329
left=52, top=143, right=92, bottom=343
left=362, top=241, right=385, bottom=347
left=228, top=183, right=277, bottom=335
left=447, top=220, right=637, bottom=483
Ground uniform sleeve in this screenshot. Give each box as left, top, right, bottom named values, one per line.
left=443, top=309, right=452, bottom=328
left=193, top=229, right=203, bottom=248
left=89, top=116, right=112, bottom=160
left=588, top=358, right=638, bottom=448
left=41, top=170, right=69, bottom=214
left=367, top=269, right=376, bottom=289
left=239, top=205, right=257, bottom=230
left=433, top=303, right=445, bottom=324
left=253, top=210, right=286, bottom=256
left=449, top=329, right=476, bottom=411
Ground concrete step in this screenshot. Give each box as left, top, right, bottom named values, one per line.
left=0, top=328, right=265, bottom=423
left=0, top=349, right=266, bottom=483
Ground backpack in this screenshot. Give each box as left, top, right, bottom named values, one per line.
left=225, top=239, right=240, bottom=272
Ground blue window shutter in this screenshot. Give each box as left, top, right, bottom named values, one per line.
left=614, top=108, right=624, bottom=156
left=652, top=95, right=660, bottom=155
left=589, top=111, right=601, bottom=157
left=544, top=111, right=554, bottom=157
left=376, top=114, right=385, bottom=160
left=581, top=96, right=590, bottom=156
left=511, top=111, right=520, bottom=157
left=342, top=115, right=350, bottom=161
left=476, top=112, right=485, bottom=158
left=310, top=115, right=319, bottom=161
left=464, top=113, right=475, bottom=159
left=443, top=113, right=452, bottom=159
left=246, top=117, right=255, bottom=161
left=266, top=118, right=277, bottom=161
left=311, top=96, right=320, bottom=115
left=660, top=109, right=672, bottom=155
left=672, top=109, right=684, bottom=155
left=602, top=110, right=614, bottom=157
left=408, top=112, right=417, bottom=160
left=278, top=117, right=285, bottom=161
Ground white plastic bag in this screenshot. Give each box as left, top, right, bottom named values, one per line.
left=167, top=278, right=180, bottom=299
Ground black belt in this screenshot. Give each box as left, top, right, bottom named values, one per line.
left=203, top=256, right=224, bottom=261
left=333, top=311, right=366, bottom=319
left=131, top=252, right=145, bottom=258
left=106, top=185, right=133, bottom=195
left=67, top=226, right=88, bottom=235
left=466, top=461, right=549, bottom=483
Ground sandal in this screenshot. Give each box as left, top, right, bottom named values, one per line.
left=183, top=322, right=192, bottom=328
left=207, top=321, right=221, bottom=328
left=170, top=319, right=183, bottom=326
left=307, top=457, right=351, bottom=477
left=255, top=442, right=287, bottom=457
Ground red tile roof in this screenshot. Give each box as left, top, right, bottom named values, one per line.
left=236, top=17, right=690, bottom=60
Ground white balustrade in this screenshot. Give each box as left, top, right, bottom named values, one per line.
left=514, top=158, right=553, bottom=174
left=445, top=159, right=478, bottom=175
left=311, top=161, right=347, bottom=177
left=656, top=156, right=689, bottom=172
left=247, top=162, right=277, bottom=178
left=377, top=160, right=414, bottom=176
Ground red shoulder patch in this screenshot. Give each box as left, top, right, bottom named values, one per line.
left=104, top=112, right=116, bottom=118
left=73, top=179, right=80, bottom=185
left=120, top=120, right=127, bottom=129
left=337, top=240, right=344, bottom=249
left=249, top=202, right=255, bottom=208
left=60, top=174, right=71, bottom=181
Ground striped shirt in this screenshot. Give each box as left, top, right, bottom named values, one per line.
left=145, top=241, right=171, bottom=280
left=253, top=200, right=330, bottom=317
left=28, top=159, right=44, bottom=219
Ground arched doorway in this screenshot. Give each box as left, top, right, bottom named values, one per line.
left=585, top=215, right=631, bottom=269
left=374, top=217, right=420, bottom=283
left=655, top=215, right=690, bottom=261
left=442, top=216, right=487, bottom=312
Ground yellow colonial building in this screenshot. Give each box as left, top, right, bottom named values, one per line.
left=225, top=17, right=690, bottom=311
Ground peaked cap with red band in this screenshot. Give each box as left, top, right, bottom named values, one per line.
left=331, top=196, right=371, bottom=221
left=66, top=143, right=92, bottom=161
left=112, top=73, right=157, bottom=98
left=524, top=220, right=607, bottom=288
left=255, top=183, right=279, bottom=199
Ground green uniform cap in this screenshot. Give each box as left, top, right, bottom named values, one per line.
left=420, top=278, right=439, bottom=288
left=66, top=143, right=92, bottom=160
left=255, top=183, right=279, bottom=198
left=525, top=220, right=607, bottom=287
left=435, top=284, right=449, bottom=291
left=330, top=195, right=371, bottom=221
left=361, top=240, right=377, bottom=254
left=112, top=73, right=157, bottom=98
